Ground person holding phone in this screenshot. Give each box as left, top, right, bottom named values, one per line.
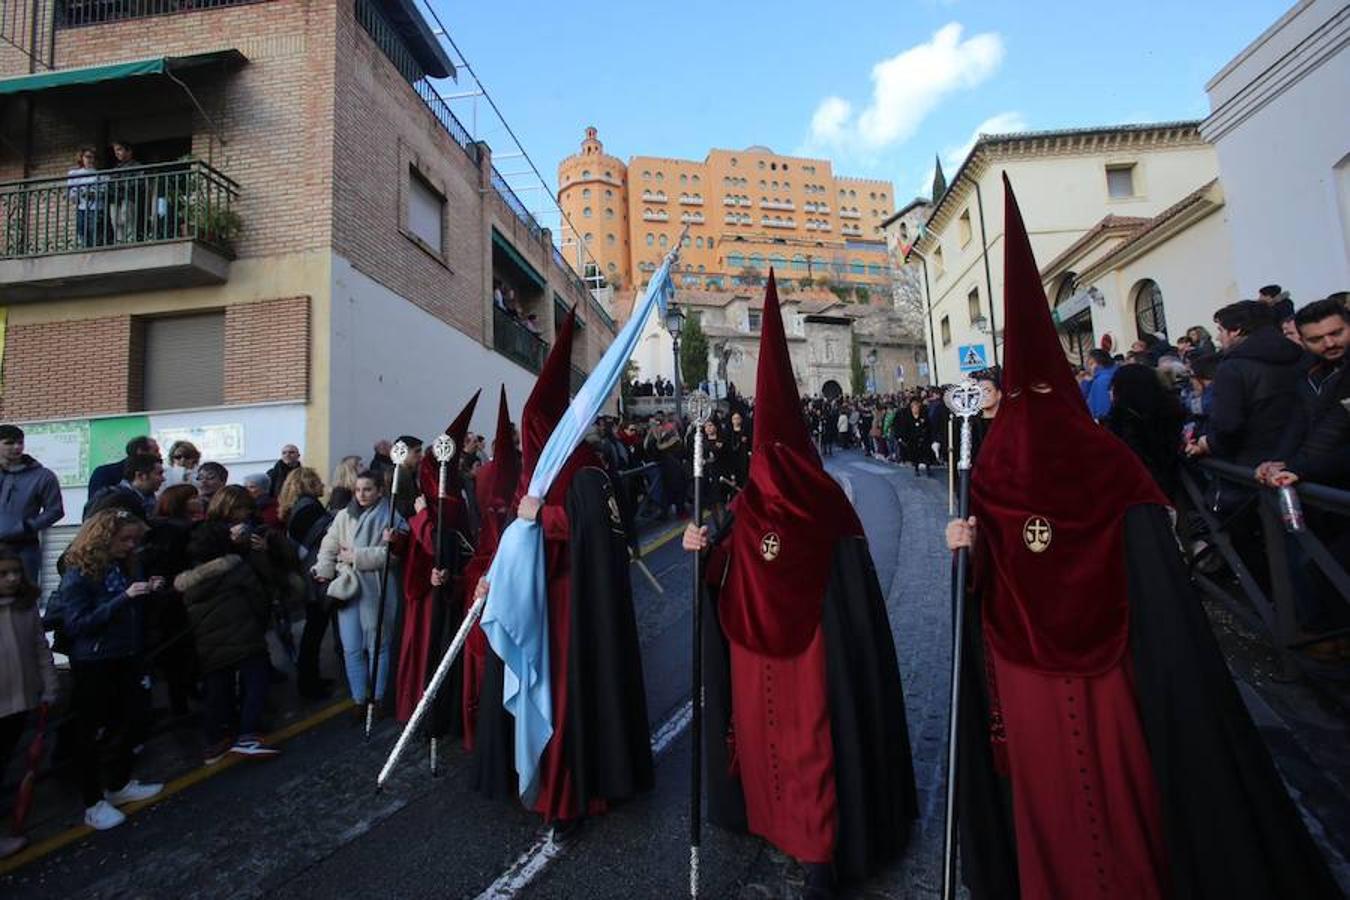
left=55, top=509, right=164, bottom=831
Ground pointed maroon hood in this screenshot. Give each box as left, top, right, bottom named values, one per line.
left=487, top=385, right=520, bottom=517
left=970, top=173, right=1165, bottom=675
left=419, top=388, right=481, bottom=502
left=519, top=307, right=576, bottom=487
left=718, top=270, right=863, bottom=657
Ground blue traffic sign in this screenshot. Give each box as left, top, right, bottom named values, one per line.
left=957, top=344, right=988, bottom=373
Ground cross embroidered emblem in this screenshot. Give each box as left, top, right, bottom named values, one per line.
left=760, top=532, right=781, bottom=561
left=1023, top=516, right=1052, bottom=553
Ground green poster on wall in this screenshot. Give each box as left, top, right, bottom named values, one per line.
left=89, top=416, right=151, bottom=469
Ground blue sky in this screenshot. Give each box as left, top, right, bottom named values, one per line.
left=428, top=0, right=1287, bottom=208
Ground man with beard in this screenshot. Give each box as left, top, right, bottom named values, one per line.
left=473, top=310, right=653, bottom=838
left=683, top=272, right=917, bottom=899
left=393, top=391, right=479, bottom=748
left=944, top=174, right=1339, bottom=900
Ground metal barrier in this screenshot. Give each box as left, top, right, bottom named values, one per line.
left=1180, top=458, right=1350, bottom=679
left=0, top=159, right=239, bottom=259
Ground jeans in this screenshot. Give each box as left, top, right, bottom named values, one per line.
left=76, top=207, right=105, bottom=247
left=337, top=600, right=396, bottom=704
left=71, top=658, right=147, bottom=807
left=202, top=654, right=271, bottom=743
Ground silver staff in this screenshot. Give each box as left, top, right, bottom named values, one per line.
left=685, top=391, right=714, bottom=898
left=368, top=440, right=409, bottom=739
left=428, top=433, right=456, bottom=776
left=940, top=379, right=985, bottom=900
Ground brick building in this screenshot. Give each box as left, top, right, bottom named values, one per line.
left=557, top=127, right=897, bottom=308
left=0, top=0, right=614, bottom=554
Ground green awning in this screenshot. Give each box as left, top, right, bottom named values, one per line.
left=492, top=229, right=546, bottom=290
left=0, top=50, right=246, bottom=97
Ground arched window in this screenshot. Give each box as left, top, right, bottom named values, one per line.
left=581, top=169, right=591, bottom=179
left=793, top=254, right=807, bottom=271
left=850, top=259, right=865, bottom=275
left=582, top=188, right=591, bottom=199
left=606, top=234, right=616, bottom=246
left=707, top=237, right=714, bottom=250
left=1055, top=273, right=1078, bottom=307
left=899, top=223, right=909, bottom=241
left=692, top=175, right=700, bottom=185
left=1133, top=279, right=1168, bottom=341
left=583, top=232, right=593, bottom=243
left=749, top=254, right=764, bottom=269
left=695, top=237, right=704, bottom=248
left=770, top=254, right=787, bottom=270
left=604, top=189, right=613, bottom=199
left=682, top=236, right=691, bottom=248
left=605, top=208, right=614, bottom=219
left=646, top=233, right=655, bottom=246
left=727, top=253, right=744, bottom=269
left=697, top=265, right=705, bottom=272
left=659, top=234, right=669, bottom=248
left=583, top=207, right=592, bottom=218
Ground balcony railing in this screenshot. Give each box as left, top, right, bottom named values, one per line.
left=494, top=306, right=548, bottom=372
left=641, top=191, right=668, bottom=203
left=642, top=210, right=669, bottom=222
left=58, top=0, right=265, bottom=27
left=492, top=167, right=543, bottom=241
left=1, top=159, right=239, bottom=259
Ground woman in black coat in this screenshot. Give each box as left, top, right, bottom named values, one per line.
left=1106, top=364, right=1184, bottom=500
left=896, top=397, right=933, bottom=475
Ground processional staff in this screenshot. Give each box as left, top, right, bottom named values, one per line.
left=367, top=439, right=408, bottom=739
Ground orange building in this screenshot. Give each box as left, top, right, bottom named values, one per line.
left=558, top=128, right=896, bottom=305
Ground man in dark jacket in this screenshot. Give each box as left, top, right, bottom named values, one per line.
left=0, top=425, right=65, bottom=580
left=87, top=435, right=159, bottom=509
left=1189, top=301, right=1302, bottom=467
left=266, top=445, right=301, bottom=497
left=85, top=455, right=164, bottom=521
left=1269, top=299, right=1348, bottom=466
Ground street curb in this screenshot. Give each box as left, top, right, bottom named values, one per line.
left=0, top=698, right=354, bottom=875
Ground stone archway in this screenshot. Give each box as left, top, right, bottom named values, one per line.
left=822, top=379, right=843, bottom=400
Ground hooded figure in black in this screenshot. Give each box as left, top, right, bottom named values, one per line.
left=472, top=310, right=653, bottom=825
left=687, top=272, right=917, bottom=897
left=947, top=175, right=1341, bottom=900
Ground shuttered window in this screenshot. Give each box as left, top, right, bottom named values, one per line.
left=142, top=312, right=225, bottom=411
left=407, top=169, right=444, bottom=252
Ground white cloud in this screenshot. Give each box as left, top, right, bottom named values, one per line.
left=942, top=111, right=1028, bottom=171
left=805, top=23, right=1005, bottom=155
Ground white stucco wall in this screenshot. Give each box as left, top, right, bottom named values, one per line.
left=1202, top=0, right=1350, bottom=301
left=327, top=256, right=538, bottom=463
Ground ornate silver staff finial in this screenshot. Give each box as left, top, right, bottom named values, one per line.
left=688, top=391, right=714, bottom=426
left=432, top=434, right=456, bottom=464
left=390, top=440, right=410, bottom=467
left=944, top=380, right=984, bottom=472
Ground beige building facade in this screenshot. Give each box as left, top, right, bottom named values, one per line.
left=559, top=130, right=897, bottom=309
left=909, top=122, right=1219, bottom=384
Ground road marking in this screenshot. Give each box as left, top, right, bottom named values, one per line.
left=638, top=521, right=686, bottom=558
left=474, top=699, right=695, bottom=899
left=0, top=699, right=353, bottom=876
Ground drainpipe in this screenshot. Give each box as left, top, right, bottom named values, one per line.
left=971, top=178, right=999, bottom=366
left=908, top=248, right=939, bottom=386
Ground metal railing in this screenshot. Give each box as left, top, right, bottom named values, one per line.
left=0, top=159, right=240, bottom=259
left=493, top=305, right=547, bottom=372
left=57, top=0, right=266, bottom=27
left=491, top=167, right=542, bottom=241
left=1180, top=459, right=1350, bottom=680
left=353, top=0, right=478, bottom=164
left=3, top=0, right=56, bottom=67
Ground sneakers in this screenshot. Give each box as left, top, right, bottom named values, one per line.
left=203, top=737, right=234, bottom=766
left=84, top=800, right=127, bottom=831
left=0, top=835, right=28, bottom=859
left=104, top=779, right=163, bottom=806
left=230, top=736, right=281, bottom=759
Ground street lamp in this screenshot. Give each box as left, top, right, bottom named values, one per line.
left=866, top=347, right=879, bottom=394
left=666, top=304, right=686, bottom=422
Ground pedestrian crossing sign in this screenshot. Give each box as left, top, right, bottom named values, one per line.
left=957, top=344, right=988, bottom=373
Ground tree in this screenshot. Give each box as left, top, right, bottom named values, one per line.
left=798, top=274, right=815, bottom=290
left=855, top=285, right=871, bottom=303
left=889, top=257, right=928, bottom=339
left=681, top=312, right=710, bottom=387
left=850, top=333, right=866, bottom=396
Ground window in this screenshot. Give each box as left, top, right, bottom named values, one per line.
left=584, top=232, right=593, bottom=244
left=958, top=209, right=972, bottom=246
left=605, top=208, right=614, bottom=219
left=142, top=312, right=225, bottom=410
left=582, top=188, right=591, bottom=199
left=642, top=170, right=651, bottom=180
left=793, top=254, right=807, bottom=271
left=899, top=223, right=909, bottom=241
left=606, top=234, right=616, bottom=245
left=583, top=207, right=592, bottom=218
left=1107, top=164, right=1136, bottom=199
left=698, top=265, right=705, bottom=272
left=731, top=157, right=738, bottom=166
left=933, top=245, right=945, bottom=276
left=748, top=310, right=763, bottom=330
left=850, top=259, right=865, bottom=275
left=604, top=189, right=613, bottom=199
left=604, top=170, right=612, bottom=179
left=680, top=174, right=688, bottom=184
left=695, top=237, right=704, bottom=248
left=941, top=315, right=952, bottom=347
left=750, top=254, right=764, bottom=268
left=646, top=233, right=654, bottom=246
left=659, top=234, right=668, bottom=248
left=656, top=171, right=665, bottom=181
left=1133, top=279, right=1167, bottom=340
left=581, top=169, right=591, bottom=179
left=968, top=287, right=982, bottom=324
left=727, top=253, right=744, bottom=268
left=869, top=264, right=882, bottom=276
left=707, top=237, right=714, bottom=249
left=407, top=170, right=444, bottom=251
left=758, top=160, right=766, bottom=170
left=692, top=175, right=700, bottom=185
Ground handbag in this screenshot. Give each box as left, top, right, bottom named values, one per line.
left=325, top=564, right=359, bottom=606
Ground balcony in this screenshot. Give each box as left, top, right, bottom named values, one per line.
left=760, top=199, right=795, bottom=211
left=761, top=218, right=795, bottom=229
left=680, top=212, right=705, bottom=224
left=678, top=194, right=703, bottom=205
left=58, top=0, right=265, bottom=27
left=642, top=210, right=670, bottom=222
left=839, top=209, right=861, bottom=220
left=723, top=197, right=738, bottom=207
left=641, top=191, right=668, bottom=203
left=0, top=160, right=238, bottom=301
left=494, top=306, right=548, bottom=372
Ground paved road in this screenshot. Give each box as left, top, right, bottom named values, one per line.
left=4, top=451, right=1345, bottom=899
